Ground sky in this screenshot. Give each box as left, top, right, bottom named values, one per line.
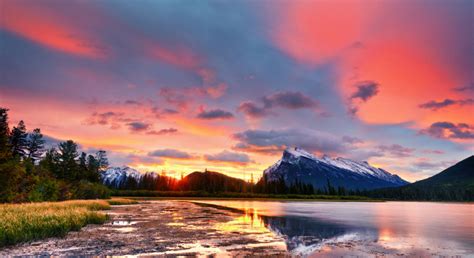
left=1, top=0, right=473, bottom=182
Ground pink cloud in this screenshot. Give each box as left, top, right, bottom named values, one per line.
left=1, top=1, right=107, bottom=58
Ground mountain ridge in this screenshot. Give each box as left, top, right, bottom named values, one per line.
left=368, top=155, right=474, bottom=201
left=263, top=147, right=408, bottom=190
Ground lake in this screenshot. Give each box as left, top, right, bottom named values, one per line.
left=193, top=200, right=474, bottom=256
left=2, top=200, right=472, bottom=257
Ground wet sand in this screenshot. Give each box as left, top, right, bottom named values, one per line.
left=0, top=200, right=288, bottom=256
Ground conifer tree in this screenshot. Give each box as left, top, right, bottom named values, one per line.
left=10, top=120, right=28, bottom=159
left=95, top=150, right=109, bottom=170
left=26, top=128, right=45, bottom=162
left=40, top=147, right=60, bottom=177
left=79, top=152, right=87, bottom=169
left=0, top=108, right=11, bottom=161
left=58, top=140, right=79, bottom=180
left=87, top=154, right=100, bottom=182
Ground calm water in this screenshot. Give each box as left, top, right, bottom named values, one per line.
left=194, top=200, right=474, bottom=256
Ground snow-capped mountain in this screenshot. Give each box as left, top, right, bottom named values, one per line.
left=101, top=166, right=145, bottom=188
left=264, top=147, right=408, bottom=190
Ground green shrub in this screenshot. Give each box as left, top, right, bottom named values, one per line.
left=72, top=181, right=111, bottom=199
left=0, top=160, right=29, bottom=203
left=28, top=177, right=60, bottom=202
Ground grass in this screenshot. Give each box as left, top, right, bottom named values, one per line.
left=0, top=200, right=112, bottom=247
left=106, top=198, right=139, bottom=205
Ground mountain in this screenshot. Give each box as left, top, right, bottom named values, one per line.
left=101, top=167, right=251, bottom=192
left=368, top=155, right=474, bottom=201
left=101, top=166, right=152, bottom=188
left=180, top=170, right=251, bottom=192
left=263, top=147, right=408, bottom=190
left=411, top=155, right=473, bottom=186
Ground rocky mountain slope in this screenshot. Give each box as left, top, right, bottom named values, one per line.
left=263, top=147, right=408, bottom=190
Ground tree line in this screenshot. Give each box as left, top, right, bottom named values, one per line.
left=0, top=108, right=110, bottom=203
left=107, top=168, right=359, bottom=197
left=360, top=183, right=474, bottom=201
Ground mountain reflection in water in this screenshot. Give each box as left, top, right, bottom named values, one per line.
left=261, top=215, right=377, bottom=252
left=193, top=201, right=474, bottom=256
left=198, top=202, right=377, bottom=254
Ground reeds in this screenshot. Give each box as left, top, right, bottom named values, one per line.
left=0, top=200, right=110, bottom=246
left=106, top=198, right=138, bottom=205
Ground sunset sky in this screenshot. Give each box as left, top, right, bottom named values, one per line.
left=1, top=0, right=473, bottom=182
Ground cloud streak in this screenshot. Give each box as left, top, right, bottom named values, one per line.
left=127, top=122, right=151, bottom=132
left=148, top=149, right=193, bottom=159
left=454, top=83, right=474, bottom=92
left=420, top=122, right=474, bottom=140
left=197, top=108, right=234, bottom=120
left=232, top=128, right=346, bottom=155
left=238, top=91, right=318, bottom=119
left=146, top=128, right=178, bottom=135
left=377, top=144, right=415, bottom=158
left=419, top=98, right=474, bottom=111
left=349, top=81, right=379, bottom=115
left=204, top=150, right=251, bottom=164
left=1, top=1, right=107, bottom=58
left=85, top=111, right=131, bottom=129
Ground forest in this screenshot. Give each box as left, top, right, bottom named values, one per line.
left=106, top=169, right=358, bottom=197
left=0, top=108, right=110, bottom=203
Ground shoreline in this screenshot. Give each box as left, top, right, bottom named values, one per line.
left=122, top=196, right=383, bottom=202
left=0, top=200, right=288, bottom=256
left=117, top=195, right=474, bottom=204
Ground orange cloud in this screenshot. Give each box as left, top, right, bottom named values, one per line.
left=342, top=41, right=460, bottom=124
left=272, top=1, right=374, bottom=64
left=1, top=1, right=106, bottom=58
left=174, top=117, right=231, bottom=137
left=271, top=1, right=472, bottom=138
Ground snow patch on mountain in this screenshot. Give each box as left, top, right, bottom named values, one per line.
left=101, top=166, right=145, bottom=188
left=264, top=147, right=408, bottom=188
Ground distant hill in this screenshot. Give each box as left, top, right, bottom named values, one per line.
left=180, top=170, right=251, bottom=192
left=263, top=147, right=408, bottom=191
left=101, top=167, right=251, bottom=192
left=367, top=156, right=474, bottom=201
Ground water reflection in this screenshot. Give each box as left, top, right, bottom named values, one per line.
left=262, top=215, right=377, bottom=253
left=194, top=201, right=474, bottom=256
left=216, top=207, right=269, bottom=234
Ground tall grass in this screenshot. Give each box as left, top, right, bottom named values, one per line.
left=0, top=200, right=110, bottom=247
left=106, top=198, right=138, bottom=205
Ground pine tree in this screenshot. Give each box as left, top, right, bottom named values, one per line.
left=79, top=152, right=87, bottom=169
left=77, top=152, right=88, bottom=180
left=326, top=179, right=336, bottom=195
left=0, top=108, right=11, bottom=161
left=10, top=120, right=28, bottom=159
left=39, top=147, right=60, bottom=177
left=87, top=154, right=100, bottom=182
left=58, top=140, right=79, bottom=180
left=26, top=128, right=45, bottom=162
left=95, top=150, right=109, bottom=170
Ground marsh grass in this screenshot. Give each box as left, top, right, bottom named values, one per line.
left=0, top=200, right=110, bottom=247
left=106, top=198, right=138, bottom=205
